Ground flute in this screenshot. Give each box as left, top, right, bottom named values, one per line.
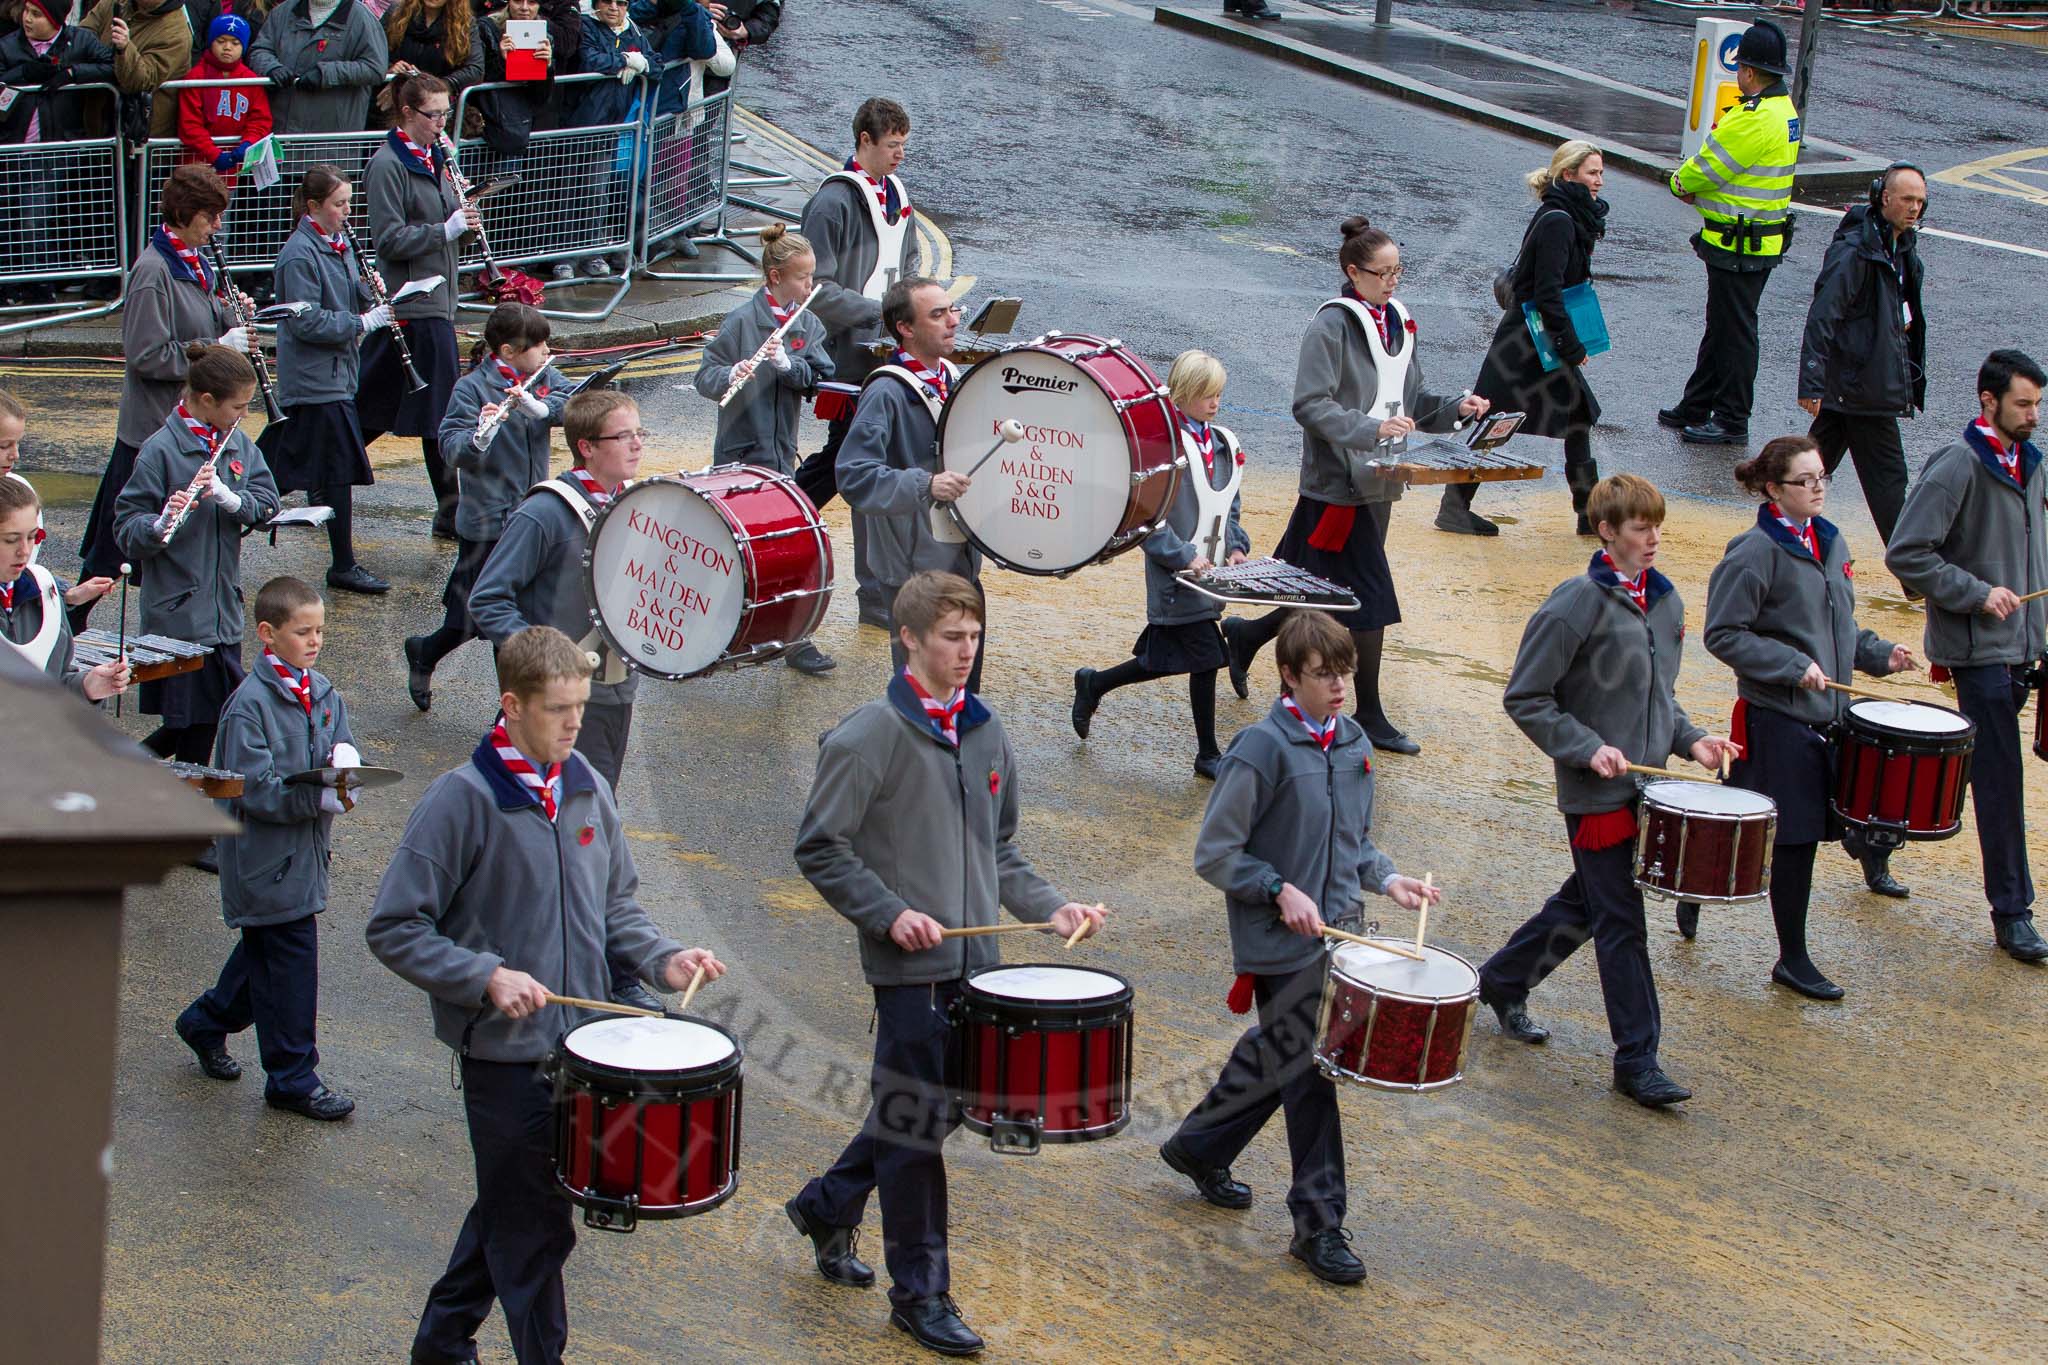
left=156, top=450, right=225, bottom=542
left=341, top=223, right=429, bottom=393
left=202, top=238, right=285, bottom=424
left=473, top=367, right=544, bottom=451
left=717, top=286, right=820, bottom=408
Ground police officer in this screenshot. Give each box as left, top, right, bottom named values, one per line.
left=1659, top=19, right=1801, bottom=448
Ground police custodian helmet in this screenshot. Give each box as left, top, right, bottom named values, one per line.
left=1736, top=19, right=1791, bottom=76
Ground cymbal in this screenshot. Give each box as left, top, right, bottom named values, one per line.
left=284, top=765, right=405, bottom=791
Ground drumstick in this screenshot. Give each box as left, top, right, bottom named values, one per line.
left=679, top=961, right=709, bottom=1011
left=940, top=923, right=1048, bottom=938
left=1063, top=902, right=1106, bottom=950
left=544, top=992, right=664, bottom=1019
left=1822, top=679, right=1894, bottom=703
left=2010, top=586, right=2048, bottom=606
left=1321, top=924, right=1426, bottom=962
left=114, top=562, right=130, bottom=718
left=961, top=419, right=1027, bottom=480
left=1415, top=874, right=1432, bottom=955
left=1625, top=762, right=1699, bottom=782
left=1719, top=747, right=1731, bottom=781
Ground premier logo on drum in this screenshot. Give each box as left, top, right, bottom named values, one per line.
left=1000, top=366, right=1080, bottom=395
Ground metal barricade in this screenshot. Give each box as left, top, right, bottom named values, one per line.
left=0, top=83, right=128, bottom=338
left=639, top=76, right=762, bottom=283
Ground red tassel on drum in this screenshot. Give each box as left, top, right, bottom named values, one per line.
left=1226, top=973, right=1257, bottom=1015
left=1306, top=505, right=1357, bottom=551
left=1729, top=698, right=1749, bottom=756
left=1571, top=808, right=1639, bottom=852
left=1930, top=664, right=1951, bottom=685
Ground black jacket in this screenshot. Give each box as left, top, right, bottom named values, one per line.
left=1473, top=181, right=1605, bottom=439
left=0, top=25, right=116, bottom=144
left=473, top=14, right=554, bottom=154
left=1798, top=204, right=1926, bottom=418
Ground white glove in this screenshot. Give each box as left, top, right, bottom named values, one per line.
left=359, top=303, right=393, bottom=334
left=320, top=784, right=353, bottom=814
left=768, top=339, right=791, bottom=372
left=206, top=478, right=242, bottom=514
left=623, top=50, right=649, bottom=74
left=615, top=63, right=635, bottom=83
left=444, top=206, right=470, bottom=241
left=330, top=742, right=362, bottom=769
left=217, top=326, right=250, bottom=353
left=517, top=390, right=549, bottom=419
left=321, top=743, right=363, bottom=813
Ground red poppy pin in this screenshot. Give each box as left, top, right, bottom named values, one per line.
left=315, top=38, right=327, bottom=51
left=988, top=768, right=1000, bottom=797
left=1362, top=754, right=1373, bottom=776
left=32, top=527, right=45, bottom=545
left=1404, top=318, right=1418, bottom=335
left=1234, top=447, right=1246, bottom=468
left=578, top=825, right=595, bottom=847
left=228, top=459, right=244, bottom=479
left=791, top=337, right=805, bottom=351
left=1844, top=561, right=1855, bottom=580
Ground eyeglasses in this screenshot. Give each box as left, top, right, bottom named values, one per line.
left=1302, top=668, right=1347, bottom=683
left=1360, top=266, right=1403, bottom=283
left=416, top=107, right=452, bottom=123
left=592, top=428, right=651, bottom=445
left=1778, top=474, right=1832, bottom=490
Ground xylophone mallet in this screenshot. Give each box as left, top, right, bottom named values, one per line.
left=115, top=562, right=131, bottom=718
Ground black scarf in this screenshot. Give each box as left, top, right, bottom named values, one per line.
left=1542, top=178, right=1609, bottom=250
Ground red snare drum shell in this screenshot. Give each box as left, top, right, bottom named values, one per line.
left=956, top=964, right=1134, bottom=1150
left=1633, top=784, right=1774, bottom=904
left=1831, top=701, right=1974, bottom=839
left=1314, top=942, right=1478, bottom=1092
left=691, top=466, right=835, bottom=666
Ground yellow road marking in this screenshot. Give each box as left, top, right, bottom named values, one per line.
left=1932, top=147, right=2048, bottom=206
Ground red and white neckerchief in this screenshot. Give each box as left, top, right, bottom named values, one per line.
left=1974, top=418, right=2022, bottom=485
left=263, top=648, right=312, bottom=716
left=1281, top=695, right=1337, bottom=751
left=175, top=402, right=228, bottom=461
left=843, top=157, right=906, bottom=220
left=1343, top=285, right=1391, bottom=347
left=566, top=467, right=616, bottom=505
left=395, top=130, right=438, bottom=176
left=902, top=666, right=965, bottom=747
left=891, top=349, right=949, bottom=404
left=1599, top=549, right=1648, bottom=612
left=1769, top=502, right=1820, bottom=561
left=302, top=215, right=347, bottom=255
left=0, top=577, right=15, bottom=612
left=161, top=225, right=213, bottom=291
left=1182, top=418, right=1217, bottom=477
left=492, top=357, right=548, bottom=398
left=767, top=292, right=799, bottom=328
left=490, top=714, right=562, bottom=820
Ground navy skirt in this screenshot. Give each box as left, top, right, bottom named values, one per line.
left=260, top=400, right=373, bottom=493
left=1726, top=702, right=1838, bottom=845
left=141, top=643, right=245, bottom=728
left=1134, top=620, right=1228, bottom=675
left=1272, top=495, right=1398, bottom=632
left=356, top=317, right=458, bottom=438
left=76, top=439, right=141, bottom=581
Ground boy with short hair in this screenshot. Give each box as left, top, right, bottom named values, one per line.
left=367, top=624, right=725, bottom=1365
left=174, top=575, right=359, bottom=1120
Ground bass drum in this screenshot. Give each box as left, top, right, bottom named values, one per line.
left=936, top=333, right=1182, bottom=576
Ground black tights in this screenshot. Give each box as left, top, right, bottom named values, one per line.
left=1441, top=428, right=1600, bottom=517
left=1235, top=611, right=1397, bottom=736
left=144, top=722, right=218, bottom=765
left=1771, top=841, right=1820, bottom=975
left=316, top=483, right=356, bottom=571
left=1090, top=659, right=1220, bottom=758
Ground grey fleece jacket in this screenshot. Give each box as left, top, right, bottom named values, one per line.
left=468, top=484, right=637, bottom=705
left=1292, top=299, right=1461, bottom=507
left=366, top=746, right=686, bottom=1063
left=1142, top=426, right=1250, bottom=627
left=693, top=288, right=835, bottom=474
left=246, top=0, right=388, bottom=134
left=362, top=138, right=462, bottom=324
left=1504, top=562, right=1708, bottom=815
left=2, top=568, right=89, bottom=698
left=793, top=676, right=1068, bottom=987
left=213, top=660, right=353, bottom=928
left=272, top=220, right=372, bottom=408
left=1705, top=510, right=1897, bottom=727
left=1196, top=699, right=1400, bottom=977
left=440, top=360, right=571, bottom=541
left=1886, top=431, right=2048, bottom=668
left=798, top=175, right=918, bottom=382
left=117, top=246, right=235, bottom=449
left=835, top=372, right=978, bottom=591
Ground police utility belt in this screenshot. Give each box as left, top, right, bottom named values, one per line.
left=1715, top=214, right=1794, bottom=252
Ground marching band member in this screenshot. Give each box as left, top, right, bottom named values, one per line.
left=1223, top=216, right=1488, bottom=756
left=358, top=72, right=479, bottom=539
left=693, top=222, right=836, bottom=674
left=113, top=343, right=281, bottom=767
left=836, top=276, right=986, bottom=692
left=76, top=165, right=248, bottom=630
left=1704, top=436, right=1912, bottom=999
left=795, top=96, right=920, bottom=628
left=1162, top=610, right=1438, bottom=1286
left=1477, top=474, right=1738, bottom=1107
left=786, top=571, right=1102, bottom=1357
left=367, top=625, right=725, bottom=1365
left=4, top=387, right=116, bottom=610
left=173, top=575, right=359, bottom=1120
left=1886, top=348, right=2048, bottom=964
left=403, top=302, right=566, bottom=713
left=1072, top=349, right=1250, bottom=779
left=0, top=478, right=129, bottom=701
left=261, top=165, right=391, bottom=595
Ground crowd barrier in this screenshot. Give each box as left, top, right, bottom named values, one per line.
left=0, top=84, right=129, bottom=339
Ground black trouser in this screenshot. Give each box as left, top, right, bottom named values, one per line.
left=1481, top=817, right=1661, bottom=1075
left=1172, top=960, right=1344, bottom=1237
left=144, top=721, right=218, bottom=765
left=795, top=414, right=880, bottom=610
left=413, top=1057, right=574, bottom=1365
left=791, top=980, right=965, bottom=1308
left=1088, top=660, right=1220, bottom=758
left=1953, top=663, right=2035, bottom=922
left=573, top=699, right=633, bottom=794
left=179, top=914, right=321, bottom=1099
left=1810, top=408, right=1909, bottom=546
left=886, top=582, right=986, bottom=696
left=1675, top=263, right=1773, bottom=430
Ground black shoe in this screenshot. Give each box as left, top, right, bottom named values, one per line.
left=1222, top=618, right=1253, bottom=701
left=431, top=517, right=458, bottom=541
left=785, top=1198, right=875, bottom=1287
left=1675, top=901, right=1700, bottom=939
left=1575, top=511, right=1597, bottom=537
left=326, top=563, right=390, bottom=595
left=1771, top=960, right=1845, bottom=1001
left=266, top=1084, right=355, bottom=1120
left=1681, top=417, right=1748, bottom=446
left=786, top=641, right=837, bottom=675
left=858, top=601, right=891, bottom=630
left=1289, top=1227, right=1367, bottom=1285
left=408, top=1347, right=479, bottom=1365
left=890, top=1294, right=984, bottom=1356
left=1656, top=406, right=1695, bottom=431
left=1071, top=667, right=1099, bottom=739
left=403, top=636, right=434, bottom=713
left=1433, top=507, right=1499, bottom=537
left=1614, top=1067, right=1691, bottom=1107
left=1479, top=984, right=1549, bottom=1043
left=1363, top=725, right=1420, bottom=756
left=1231, top=0, right=1284, bottom=16
left=1994, top=916, right=2048, bottom=963
left=613, top=980, right=666, bottom=1013
left=1194, top=752, right=1221, bottom=781
left=175, top=1010, right=241, bottom=1081
left=673, top=235, right=701, bottom=261
left=15, top=283, right=56, bottom=306
left=1860, top=853, right=1910, bottom=898
left=190, top=845, right=219, bottom=875
left=1160, top=1136, right=1252, bottom=1209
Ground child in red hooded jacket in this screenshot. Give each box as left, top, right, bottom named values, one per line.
left=177, top=13, right=272, bottom=191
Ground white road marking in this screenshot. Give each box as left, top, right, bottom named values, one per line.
left=1792, top=202, right=2048, bottom=262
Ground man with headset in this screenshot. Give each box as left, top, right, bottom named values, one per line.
left=1798, top=163, right=1929, bottom=556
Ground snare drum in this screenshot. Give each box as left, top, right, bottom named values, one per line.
left=1833, top=699, right=1975, bottom=841
left=1634, top=781, right=1776, bottom=905
left=812, top=380, right=860, bottom=423
left=935, top=333, right=1181, bottom=576
left=1313, top=940, right=1478, bottom=1092
left=551, top=1015, right=743, bottom=1232
left=583, top=467, right=832, bottom=680
left=956, top=964, right=1133, bottom=1155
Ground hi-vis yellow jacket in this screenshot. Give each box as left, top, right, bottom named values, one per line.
left=1670, top=83, right=1801, bottom=268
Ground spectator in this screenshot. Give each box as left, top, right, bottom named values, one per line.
left=573, top=0, right=657, bottom=278
left=648, top=0, right=721, bottom=261
left=184, top=1, right=270, bottom=64
left=177, top=14, right=271, bottom=191
left=80, top=0, right=190, bottom=141
left=381, top=0, right=485, bottom=114
left=1, top=0, right=116, bottom=306
left=247, top=0, right=388, bottom=133
left=473, top=0, right=552, bottom=158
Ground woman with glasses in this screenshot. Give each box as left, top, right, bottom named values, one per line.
left=1223, top=215, right=1488, bottom=756
left=357, top=72, right=479, bottom=539
left=1704, top=434, right=1916, bottom=999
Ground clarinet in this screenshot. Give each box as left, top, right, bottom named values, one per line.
left=341, top=223, right=429, bottom=393
left=202, top=239, right=285, bottom=424
left=436, top=133, right=509, bottom=293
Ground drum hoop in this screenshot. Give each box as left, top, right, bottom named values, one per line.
left=556, top=1013, right=745, bottom=1095
left=1843, top=700, right=1976, bottom=744
left=1324, top=942, right=1480, bottom=1005
left=959, top=1110, right=1131, bottom=1144
left=580, top=476, right=742, bottom=683
left=696, top=463, right=829, bottom=668
left=962, top=961, right=1135, bottom=1016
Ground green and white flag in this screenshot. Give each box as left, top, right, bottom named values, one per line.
left=244, top=135, right=281, bottom=192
